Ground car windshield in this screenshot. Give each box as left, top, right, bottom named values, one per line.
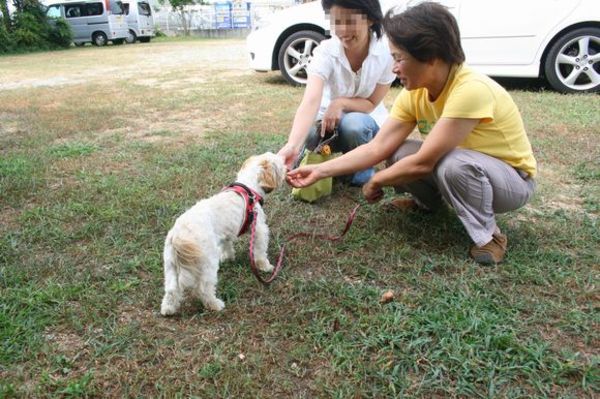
left=138, top=2, right=151, bottom=16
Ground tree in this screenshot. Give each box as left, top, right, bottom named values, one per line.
left=159, top=0, right=207, bottom=36
left=0, top=0, right=72, bottom=53
left=1, top=0, right=9, bottom=30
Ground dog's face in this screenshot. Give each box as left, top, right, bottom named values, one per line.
left=240, top=152, right=286, bottom=193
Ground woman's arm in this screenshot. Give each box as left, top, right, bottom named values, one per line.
left=287, top=116, right=415, bottom=187
left=320, top=83, right=391, bottom=135
left=278, top=75, right=325, bottom=168
left=362, top=117, right=479, bottom=201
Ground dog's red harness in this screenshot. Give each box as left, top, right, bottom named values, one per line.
left=223, top=182, right=264, bottom=236
left=224, top=183, right=360, bottom=286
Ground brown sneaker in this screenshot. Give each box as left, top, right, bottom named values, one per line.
left=470, top=233, right=507, bottom=265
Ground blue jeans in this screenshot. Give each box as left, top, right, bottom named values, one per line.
left=304, top=112, right=380, bottom=186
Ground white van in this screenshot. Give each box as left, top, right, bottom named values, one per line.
left=46, top=0, right=129, bottom=46
left=122, top=0, right=154, bottom=44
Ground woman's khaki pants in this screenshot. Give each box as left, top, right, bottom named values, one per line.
left=387, top=140, right=536, bottom=247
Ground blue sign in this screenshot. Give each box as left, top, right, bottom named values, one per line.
left=214, top=1, right=251, bottom=29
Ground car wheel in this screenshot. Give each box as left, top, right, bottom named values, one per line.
left=92, top=32, right=108, bottom=47
left=544, top=27, right=600, bottom=93
left=126, top=30, right=137, bottom=44
left=277, top=30, right=326, bottom=86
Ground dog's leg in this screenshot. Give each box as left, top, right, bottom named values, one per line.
left=219, top=239, right=235, bottom=262
left=252, top=210, right=274, bottom=272
left=196, top=258, right=225, bottom=311
left=160, top=244, right=183, bottom=316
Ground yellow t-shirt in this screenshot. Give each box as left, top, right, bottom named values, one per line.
left=390, top=64, right=537, bottom=177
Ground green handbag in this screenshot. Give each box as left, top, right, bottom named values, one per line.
left=291, top=123, right=338, bottom=203
left=291, top=149, right=334, bottom=202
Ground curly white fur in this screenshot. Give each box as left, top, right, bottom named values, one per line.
left=160, top=152, right=286, bottom=316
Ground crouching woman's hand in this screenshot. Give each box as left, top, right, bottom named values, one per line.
left=362, top=179, right=384, bottom=203
left=286, top=165, right=323, bottom=188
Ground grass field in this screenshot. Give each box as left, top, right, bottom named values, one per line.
left=1, top=38, right=599, bottom=398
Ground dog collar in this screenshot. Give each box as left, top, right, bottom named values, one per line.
left=223, top=182, right=264, bottom=236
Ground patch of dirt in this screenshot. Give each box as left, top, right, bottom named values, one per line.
left=0, top=112, right=22, bottom=138
left=534, top=166, right=586, bottom=213
left=0, top=40, right=249, bottom=91
left=0, top=206, right=21, bottom=231
left=43, top=328, right=87, bottom=357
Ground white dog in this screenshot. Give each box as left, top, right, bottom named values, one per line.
left=160, top=152, right=286, bottom=316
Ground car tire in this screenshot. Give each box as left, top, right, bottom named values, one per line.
left=92, top=32, right=108, bottom=47
left=544, top=27, right=600, bottom=93
left=277, top=30, right=326, bottom=86
left=126, top=30, right=137, bottom=44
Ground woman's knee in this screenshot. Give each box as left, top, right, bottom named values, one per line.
left=435, top=154, right=483, bottom=185
left=337, top=113, right=378, bottom=150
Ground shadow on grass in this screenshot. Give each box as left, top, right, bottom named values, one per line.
left=491, top=76, right=551, bottom=92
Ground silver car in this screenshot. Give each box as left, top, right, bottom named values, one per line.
left=122, top=0, right=155, bottom=44
left=46, top=0, right=129, bottom=46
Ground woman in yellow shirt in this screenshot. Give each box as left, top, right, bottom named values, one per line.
left=287, top=1, right=537, bottom=265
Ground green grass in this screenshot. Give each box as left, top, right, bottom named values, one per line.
left=0, top=40, right=599, bottom=398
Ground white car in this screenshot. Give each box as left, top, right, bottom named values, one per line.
left=246, top=0, right=600, bottom=93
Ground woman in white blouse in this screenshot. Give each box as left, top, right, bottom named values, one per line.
left=278, top=0, right=396, bottom=186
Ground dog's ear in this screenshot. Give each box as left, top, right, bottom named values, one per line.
left=258, top=159, right=279, bottom=193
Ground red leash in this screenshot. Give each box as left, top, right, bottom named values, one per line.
left=248, top=204, right=361, bottom=285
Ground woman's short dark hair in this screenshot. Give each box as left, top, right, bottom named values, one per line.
left=322, top=0, right=384, bottom=39
left=383, top=1, right=465, bottom=64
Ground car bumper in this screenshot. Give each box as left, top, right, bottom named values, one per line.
left=246, top=26, right=279, bottom=72
left=139, top=28, right=155, bottom=37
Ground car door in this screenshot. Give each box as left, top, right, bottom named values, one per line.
left=64, top=3, right=87, bottom=41
left=456, top=0, right=581, bottom=67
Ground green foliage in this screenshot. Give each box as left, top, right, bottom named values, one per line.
left=13, top=13, right=45, bottom=47
left=48, top=142, right=97, bottom=158
left=154, top=24, right=167, bottom=37
left=49, top=17, right=72, bottom=48
left=0, top=0, right=73, bottom=53
left=0, top=20, right=13, bottom=51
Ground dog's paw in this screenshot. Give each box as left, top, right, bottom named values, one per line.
left=207, top=299, right=225, bottom=312
left=256, top=259, right=274, bottom=273
left=160, top=303, right=177, bottom=316
left=160, top=292, right=181, bottom=316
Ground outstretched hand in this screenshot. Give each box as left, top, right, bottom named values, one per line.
left=286, top=165, right=322, bottom=188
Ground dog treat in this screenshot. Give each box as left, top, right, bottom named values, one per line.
left=379, top=290, right=394, bottom=304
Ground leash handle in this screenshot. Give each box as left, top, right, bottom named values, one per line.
left=249, top=204, right=361, bottom=285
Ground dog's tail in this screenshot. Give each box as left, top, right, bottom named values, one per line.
left=170, top=235, right=203, bottom=282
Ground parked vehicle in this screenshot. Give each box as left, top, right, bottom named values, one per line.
left=46, top=0, right=129, bottom=46
left=246, top=0, right=600, bottom=93
left=122, top=0, right=154, bottom=44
